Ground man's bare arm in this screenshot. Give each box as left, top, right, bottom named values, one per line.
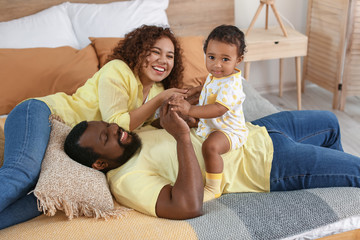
left=155, top=100, right=204, bottom=219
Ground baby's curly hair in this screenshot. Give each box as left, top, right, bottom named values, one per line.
left=106, top=25, right=184, bottom=89
left=203, top=25, right=246, bottom=58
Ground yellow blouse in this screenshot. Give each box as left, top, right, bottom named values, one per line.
left=37, top=60, right=164, bottom=129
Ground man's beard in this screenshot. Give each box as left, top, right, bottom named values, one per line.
left=117, top=131, right=142, bottom=165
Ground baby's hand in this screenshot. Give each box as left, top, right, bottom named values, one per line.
left=168, top=96, right=191, bottom=116
left=185, top=85, right=202, bottom=105
left=184, top=116, right=199, bottom=128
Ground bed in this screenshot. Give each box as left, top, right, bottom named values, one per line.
left=1, top=0, right=360, bottom=239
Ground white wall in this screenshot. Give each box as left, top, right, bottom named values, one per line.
left=235, top=0, right=308, bottom=94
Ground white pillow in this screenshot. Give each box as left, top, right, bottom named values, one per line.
left=0, top=3, right=80, bottom=49
left=67, top=0, right=170, bottom=49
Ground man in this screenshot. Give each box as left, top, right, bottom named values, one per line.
left=65, top=101, right=207, bottom=219
left=65, top=120, right=142, bottom=173
left=65, top=100, right=360, bottom=220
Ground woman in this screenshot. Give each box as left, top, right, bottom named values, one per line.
left=104, top=25, right=188, bottom=131
left=0, top=25, right=188, bottom=229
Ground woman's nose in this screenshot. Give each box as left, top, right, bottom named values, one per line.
left=158, top=53, right=166, bottom=64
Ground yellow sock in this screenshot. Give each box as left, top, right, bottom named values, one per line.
left=203, top=172, right=223, bottom=202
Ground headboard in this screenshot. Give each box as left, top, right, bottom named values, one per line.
left=0, top=0, right=234, bottom=37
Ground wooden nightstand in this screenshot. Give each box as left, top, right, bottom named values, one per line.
left=243, top=26, right=308, bottom=110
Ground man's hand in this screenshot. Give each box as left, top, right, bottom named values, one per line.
left=156, top=96, right=204, bottom=220
left=160, top=97, right=190, bottom=140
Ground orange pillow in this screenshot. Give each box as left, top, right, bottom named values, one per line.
left=0, top=45, right=99, bottom=115
left=89, top=37, right=122, bottom=68
left=178, top=36, right=208, bottom=88
left=89, top=36, right=208, bottom=88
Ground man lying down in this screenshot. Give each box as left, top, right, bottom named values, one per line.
left=65, top=100, right=360, bottom=220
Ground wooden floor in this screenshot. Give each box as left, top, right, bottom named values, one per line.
left=261, top=84, right=360, bottom=157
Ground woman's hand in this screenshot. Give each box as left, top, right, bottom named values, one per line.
left=158, top=88, right=188, bottom=102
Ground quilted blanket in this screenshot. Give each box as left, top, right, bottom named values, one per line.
left=1, top=187, right=360, bottom=239
left=191, top=187, right=360, bottom=239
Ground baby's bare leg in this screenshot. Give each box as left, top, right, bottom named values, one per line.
left=202, top=131, right=230, bottom=202
left=202, top=131, right=230, bottom=173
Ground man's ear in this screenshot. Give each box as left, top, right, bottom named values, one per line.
left=92, top=159, right=108, bottom=170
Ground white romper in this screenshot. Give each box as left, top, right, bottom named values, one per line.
left=196, top=69, right=248, bottom=150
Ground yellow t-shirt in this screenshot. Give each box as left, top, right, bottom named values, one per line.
left=107, top=122, right=273, bottom=217
left=37, top=60, right=164, bottom=129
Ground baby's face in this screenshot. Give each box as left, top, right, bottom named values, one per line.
left=205, top=39, right=242, bottom=79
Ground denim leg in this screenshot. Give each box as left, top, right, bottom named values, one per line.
left=0, top=193, right=41, bottom=230
left=268, top=132, right=360, bottom=191
left=251, top=110, right=360, bottom=191
left=251, top=110, right=343, bottom=151
left=0, top=100, right=51, bottom=217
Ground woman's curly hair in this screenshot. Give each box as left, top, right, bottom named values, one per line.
left=106, top=25, right=184, bottom=89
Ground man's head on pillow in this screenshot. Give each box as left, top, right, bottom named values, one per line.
left=64, top=121, right=141, bottom=173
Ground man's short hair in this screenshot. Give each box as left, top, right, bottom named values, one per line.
left=64, top=121, right=99, bottom=168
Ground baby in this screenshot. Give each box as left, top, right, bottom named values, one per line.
left=170, top=25, right=248, bottom=201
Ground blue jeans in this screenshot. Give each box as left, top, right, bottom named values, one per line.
left=0, top=99, right=51, bottom=229
left=252, top=110, right=360, bottom=191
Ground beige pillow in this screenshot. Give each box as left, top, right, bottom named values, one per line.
left=34, top=117, right=130, bottom=220
left=89, top=36, right=208, bottom=88
left=0, top=45, right=99, bottom=115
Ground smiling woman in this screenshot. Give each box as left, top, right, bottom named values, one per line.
left=137, top=37, right=175, bottom=104
left=104, top=25, right=190, bottom=131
